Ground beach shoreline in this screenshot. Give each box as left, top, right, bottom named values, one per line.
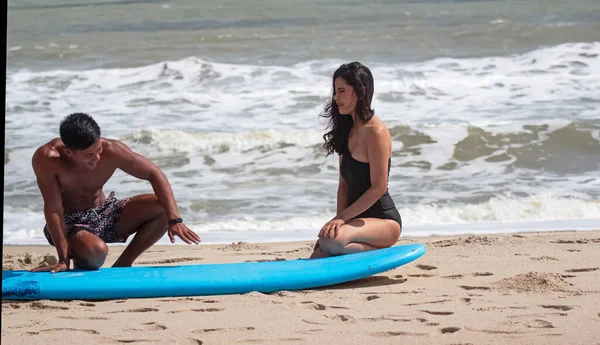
left=3, top=230, right=600, bottom=344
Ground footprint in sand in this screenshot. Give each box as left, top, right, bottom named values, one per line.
left=403, top=299, right=452, bottom=307
left=301, top=319, right=328, bottom=325
left=565, top=267, right=598, bottom=273
left=169, top=308, right=224, bottom=313
left=219, top=242, right=267, bottom=252
left=408, top=274, right=435, bottom=278
left=29, top=301, right=69, bottom=310
left=552, top=239, right=598, bottom=244
left=540, top=305, right=573, bottom=311
left=561, top=274, right=577, bottom=278
left=239, top=339, right=269, bottom=344
left=507, top=312, right=563, bottom=320
left=300, top=301, right=327, bottom=311
left=472, top=272, right=494, bottom=277
left=441, top=327, right=460, bottom=334
left=460, top=285, right=491, bottom=291
left=194, top=328, right=223, bottom=333
left=392, top=275, right=409, bottom=283
left=442, top=274, right=463, bottom=279
left=420, top=310, right=454, bottom=316
left=194, top=327, right=254, bottom=334
left=142, top=322, right=168, bottom=331
left=139, top=257, right=202, bottom=265
left=325, top=314, right=355, bottom=323
left=117, top=340, right=160, bottom=343
left=461, top=298, right=472, bottom=303
left=525, top=319, right=554, bottom=329
left=33, top=328, right=99, bottom=335
left=530, top=256, right=558, bottom=261
left=245, top=257, right=286, bottom=263
left=464, top=327, right=531, bottom=335
left=366, top=295, right=380, bottom=301
left=551, top=239, right=575, bottom=244
left=188, top=340, right=203, bottom=345
left=80, top=302, right=96, bottom=307
left=416, top=264, right=437, bottom=271
left=297, top=329, right=323, bottom=335
left=59, top=316, right=108, bottom=321
left=164, top=298, right=218, bottom=303
left=370, top=331, right=428, bottom=337
left=361, top=315, right=411, bottom=322
left=125, top=322, right=168, bottom=332
left=432, top=239, right=458, bottom=247
left=111, top=307, right=159, bottom=313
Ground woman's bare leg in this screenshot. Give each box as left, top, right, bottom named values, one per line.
left=310, top=218, right=401, bottom=258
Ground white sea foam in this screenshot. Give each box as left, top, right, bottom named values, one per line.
left=4, top=195, right=599, bottom=244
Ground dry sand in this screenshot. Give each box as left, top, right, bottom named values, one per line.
left=2, top=231, right=600, bottom=344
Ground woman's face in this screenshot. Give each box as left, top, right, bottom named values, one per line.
left=333, top=77, right=357, bottom=116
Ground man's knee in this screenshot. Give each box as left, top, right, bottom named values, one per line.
left=155, top=210, right=168, bottom=234
left=144, top=198, right=168, bottom=235
left=146, top=195, right=168, bottom=220
left=74, top=252, right=107, bottom=270
left=68, top=231, right=108, bottom=269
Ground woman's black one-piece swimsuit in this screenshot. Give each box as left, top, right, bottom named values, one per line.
left=340, top=151, right=402, bottom=227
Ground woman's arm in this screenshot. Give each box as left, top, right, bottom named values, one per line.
left=336, top=154, right=349, bottom=216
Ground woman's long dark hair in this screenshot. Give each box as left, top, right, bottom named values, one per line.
left=320, top=62, right=375, bottom=156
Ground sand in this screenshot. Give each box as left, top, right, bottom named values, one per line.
left=2, top=231, right=600, bottom=344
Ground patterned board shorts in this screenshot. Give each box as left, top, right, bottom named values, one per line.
left=43, top=192, right=131, bottom=246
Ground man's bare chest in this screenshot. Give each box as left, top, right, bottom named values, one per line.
left=56, top=166, right=117, bottom=193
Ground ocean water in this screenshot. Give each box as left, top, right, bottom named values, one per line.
left=4, top=0, right=600, bottom=244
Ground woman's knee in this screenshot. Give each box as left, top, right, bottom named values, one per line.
left=318, top=237, right=346, bottom=256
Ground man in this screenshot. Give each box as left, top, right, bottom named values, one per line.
left=31, top=113, right=200, bottom=273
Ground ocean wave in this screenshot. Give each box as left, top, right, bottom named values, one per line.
left=4, top=194, right=599, bottom=244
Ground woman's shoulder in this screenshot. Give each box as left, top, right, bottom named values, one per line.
left=364, top=116, right=391, bottom=139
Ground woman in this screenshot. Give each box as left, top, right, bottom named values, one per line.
left=310, top=62, right=402, bottom=259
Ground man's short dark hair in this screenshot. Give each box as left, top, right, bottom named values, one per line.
left=59, top=113, right=101, bottom=150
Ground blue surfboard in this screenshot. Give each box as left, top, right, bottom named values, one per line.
left=2, top=244, right=426, bottom=300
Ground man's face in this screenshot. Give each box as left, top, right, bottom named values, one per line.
left=67, top=140, right=103, bottom=170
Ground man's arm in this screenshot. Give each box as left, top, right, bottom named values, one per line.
left=109, top=141, right=180, bottom=220
left=108, top=140, right=200, bottom=244
left=31, top=148, right=70, bottom=272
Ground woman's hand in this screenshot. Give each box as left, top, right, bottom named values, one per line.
left=319, top=218, right=345, bottom=239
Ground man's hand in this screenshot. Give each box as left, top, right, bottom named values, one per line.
left=168, top=223, right=201, bottom=244
left=319, top=218, right=345, bottom=240
left=30, top=261, right=69, bottom=273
